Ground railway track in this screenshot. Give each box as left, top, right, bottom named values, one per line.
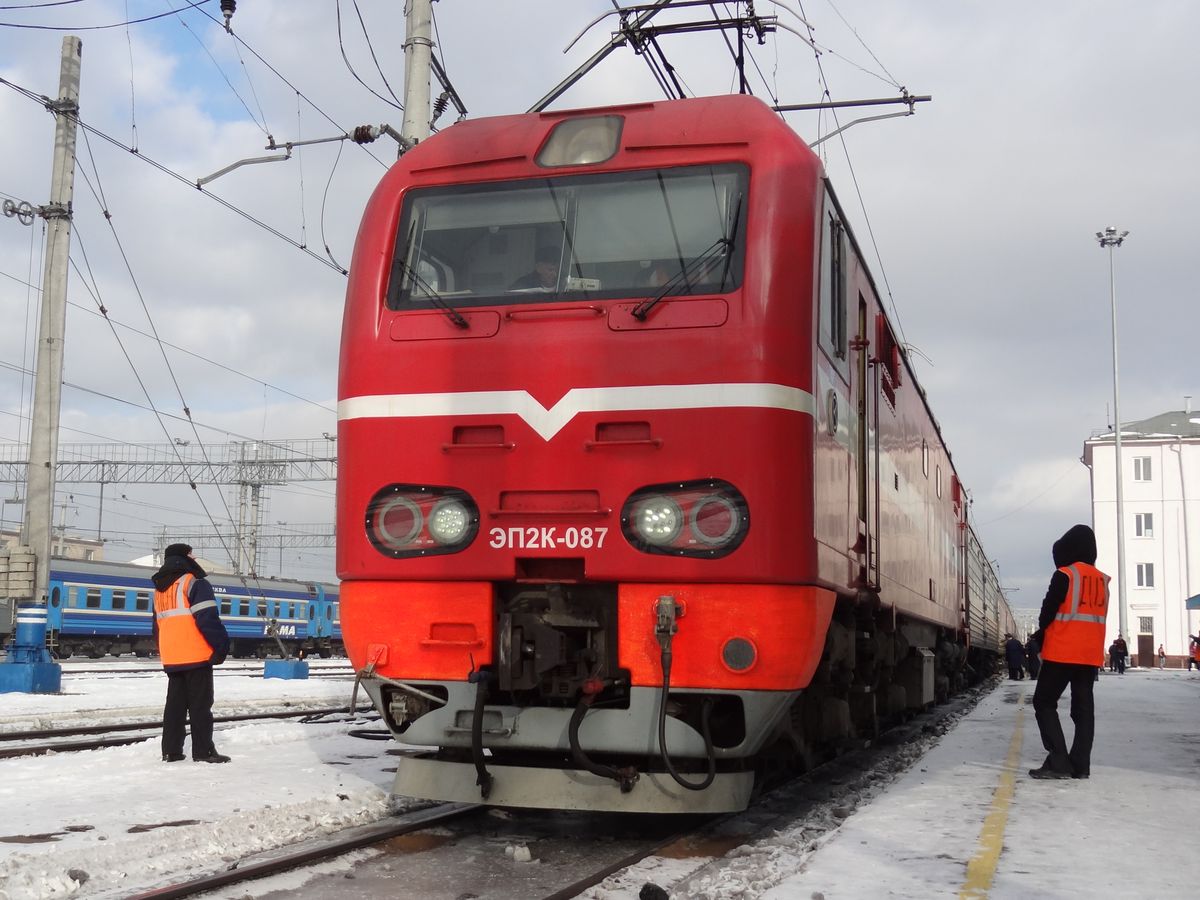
left=58, top=663, right=354, bottom=677
left=0, top=705, right=377, bottom=759
left=117, top=685, right=991, bottom=899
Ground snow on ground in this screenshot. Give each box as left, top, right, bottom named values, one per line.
left=587, top=667, right=1200, bottom=900
left=0, top=662, right=416, bottom=900
left=3, top=663, right=1198, bottom=899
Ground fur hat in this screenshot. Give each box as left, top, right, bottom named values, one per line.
left=163, top=543, right=193, bottom=559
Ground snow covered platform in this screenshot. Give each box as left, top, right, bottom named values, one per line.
left=765, top=667, right=1200, bottom=899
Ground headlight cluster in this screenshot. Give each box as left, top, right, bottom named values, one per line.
left=365, top=484, right=479, bottom=558
left=621, top=479, right=749, bottom=558
left=365, top=479, right=748, bottom=560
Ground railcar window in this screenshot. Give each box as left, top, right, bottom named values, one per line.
left=387, top=164, right=747, bottom=309
left=112, top=590, right=126, bottom=611
left=220, top=598, right=232, bottom=616
left=86, top=588, right=101, bottom=608
left=135, top=591, right=150, bottom=611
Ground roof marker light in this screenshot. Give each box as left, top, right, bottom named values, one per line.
left=537, top=116, right=623, bottom=167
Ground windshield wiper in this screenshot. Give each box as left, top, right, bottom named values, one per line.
left=397, top=223, right=469, bottom=330
left=631, top=193, right=743, bottom=322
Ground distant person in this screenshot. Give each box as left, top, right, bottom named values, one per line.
left=1108, top=639, right=1120, bottom=673
left=509, top=246, right=560, bottom=290
left=1029, top=524, right=1110, bottom=780
left=1190, top=635, right=1200, bottom=672
left=1004, top=633, right=1025, bottom=680
left=1157, top=644, right=1166, bottom=669
left=1025, top=635, right=1041, bottom=680
left=152, top=543, right=231, bottom=764
left=1113, top=634, right=1128, bottom=674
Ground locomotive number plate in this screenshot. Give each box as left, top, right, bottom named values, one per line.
left=488, top=526, right=608, bottom=550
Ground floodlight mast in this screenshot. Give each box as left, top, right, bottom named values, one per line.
left=1096, top=225, right=1130, bottom=643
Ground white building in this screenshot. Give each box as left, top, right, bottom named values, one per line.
left=1083, top=405, right=1200, bottom=666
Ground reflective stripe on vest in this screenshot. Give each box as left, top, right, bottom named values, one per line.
left=1054, top=564, right=1108, bottom=625
left=154, top=573, right=213, bottom=666
left=1041, top=563, right=1110, bottom=666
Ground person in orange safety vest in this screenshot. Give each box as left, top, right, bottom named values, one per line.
left=1027, top=524, right=1109, bottom=780
left=152, top=543, right=230, bottom=763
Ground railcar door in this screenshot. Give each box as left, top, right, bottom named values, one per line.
left=853, top=298, right=879, bottom=590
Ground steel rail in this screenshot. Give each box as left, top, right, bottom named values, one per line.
left=0, top=705, right=376, bottom=758
left=126, top=803, right=481, bottom=900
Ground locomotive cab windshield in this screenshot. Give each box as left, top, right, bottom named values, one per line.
left=385, top=164, right=747, bottom=310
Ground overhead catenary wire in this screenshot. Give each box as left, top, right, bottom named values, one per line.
left=0, top=0, right=213, bottom=29
left=793, top=0, right=907, bottom=349
left=57, top=143, right=322, bottom=591
left=166, top=3, right=271, bottom=138
left=335, top=0, right=404, bottom=112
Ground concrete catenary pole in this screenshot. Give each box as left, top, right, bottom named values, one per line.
left=22, top=36, right=82, bottom=609
left=400, top=0, right=434, bottom=150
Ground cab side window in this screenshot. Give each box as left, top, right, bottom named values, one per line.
left=818, top=191, right=848, bottom=376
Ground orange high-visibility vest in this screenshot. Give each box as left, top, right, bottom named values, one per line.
left=1192, top=642, right=1200, bottom=662
left=1041, top=563, right=1110, bottom=666
left=154, top=573, right=215, bottom=666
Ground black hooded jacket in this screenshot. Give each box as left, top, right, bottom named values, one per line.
left=1035, top=524, right=1099, bottom=636
left=151, top=553, right=229, bottom=671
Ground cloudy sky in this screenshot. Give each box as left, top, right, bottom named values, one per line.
left=0, top=1, right=1195, bottom=600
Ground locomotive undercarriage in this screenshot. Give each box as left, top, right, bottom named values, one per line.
left=762, top=593, right=972, bottom=774
left=363, top=583, right=975, bottom=813
left=362, top=580, right=802, bottom=812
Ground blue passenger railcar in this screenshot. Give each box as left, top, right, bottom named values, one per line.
left=45, top=558, right=341, bottom=659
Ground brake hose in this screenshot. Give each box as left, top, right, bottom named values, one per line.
left=469, top=668, right=493, bottom=800
left=568, top=680, right=639, bottom=792
left=656, top=596, right=717, bottom=791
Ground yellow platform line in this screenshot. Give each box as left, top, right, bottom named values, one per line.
left=959, top=692, right=1026, bottom=899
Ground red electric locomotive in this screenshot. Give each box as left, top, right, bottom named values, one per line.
left=337, top=94, right=1010, bottom=813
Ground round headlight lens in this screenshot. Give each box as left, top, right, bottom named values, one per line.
left=428, top=498, right=470, bottom=545
left=374, top=495, right=422, bottom=548
left=634, top=495, right=682, bottom=546
left=690, top=495, right=740, bottom=546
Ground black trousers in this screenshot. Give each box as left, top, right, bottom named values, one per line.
left=162, top=666, right=216, bottom=759
left=1032, top=659, right=1096, bottom=775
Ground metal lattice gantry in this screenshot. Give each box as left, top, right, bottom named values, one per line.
left=0, top=439, right=337, bottom=486
left=0, top=439, right=337, bottom=575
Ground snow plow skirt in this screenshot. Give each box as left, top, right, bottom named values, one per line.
left=393, top=756, right=754, bottom=814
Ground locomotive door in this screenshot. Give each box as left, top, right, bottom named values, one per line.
left=854, top=297, right=879, bottom=589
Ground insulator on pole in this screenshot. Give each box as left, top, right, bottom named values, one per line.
left=221, top=0, right=237, bottom=33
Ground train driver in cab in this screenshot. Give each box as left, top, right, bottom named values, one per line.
left=509, top=245, right=560, bottom=291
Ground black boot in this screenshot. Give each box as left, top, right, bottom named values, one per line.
left=194, top=748, right=231, bottom=764
left=1028, top=764, right=1072, bottom=780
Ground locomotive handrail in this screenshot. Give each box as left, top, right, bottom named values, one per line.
left=503, top=305, right=605, bottom=321
left=441, top=442, right=515, bottom=452
left=583, top=437, right=662, bottom=450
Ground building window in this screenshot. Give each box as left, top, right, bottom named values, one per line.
left=1136, top=563, right=1155, bottom=588
left=922, top=440, right=929, bottom=477
left=1138, top=616, right=1154, bottom=635
left=1134, top=513, right=1154, bottom=538
left=1133, top=456, right=1152, bottom=482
